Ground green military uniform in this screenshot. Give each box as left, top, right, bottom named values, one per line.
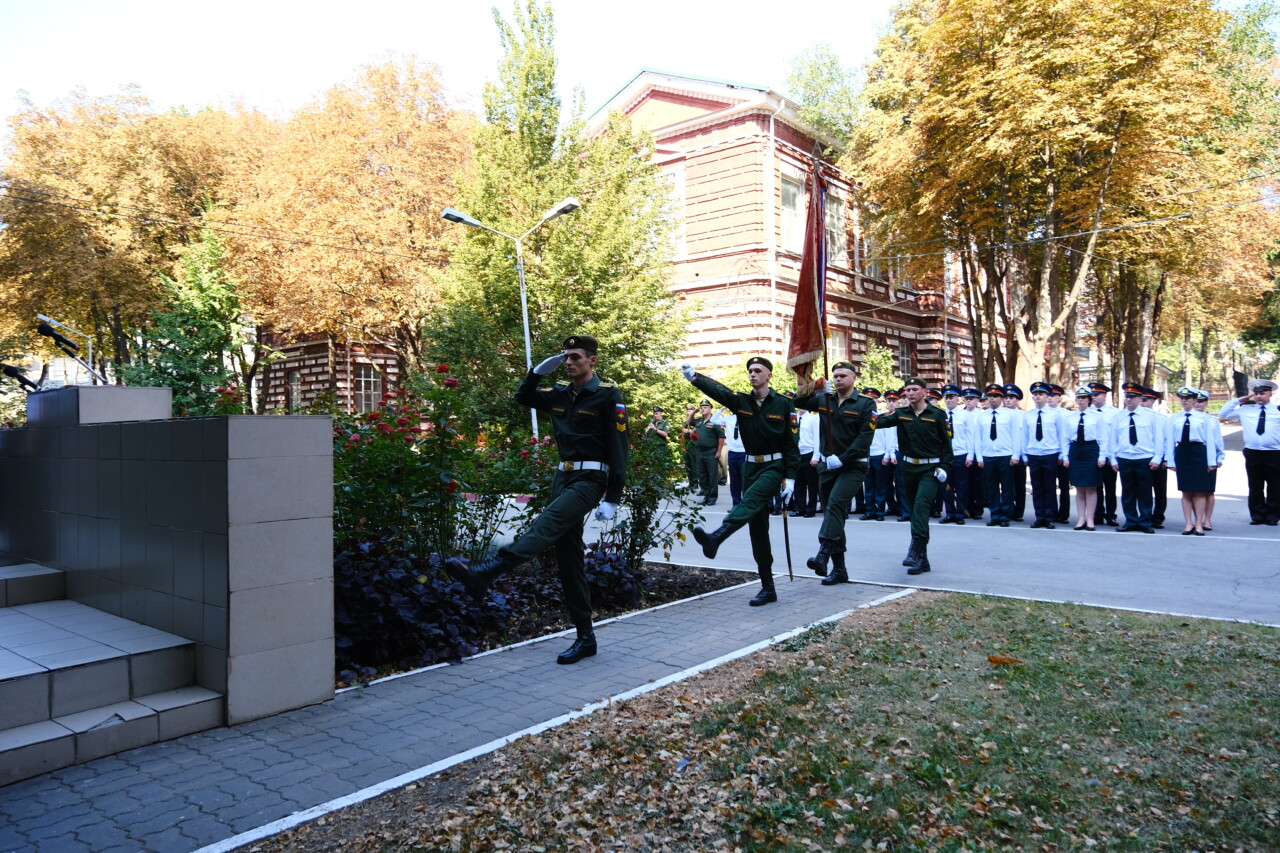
left=645, top=417, right=671, bottom=443
left=690, top=413, right=724, bottom=503
left=500, top=368, right=629, bottom=633
left=875, top=400, right=954, bottom=543
left=691, top=372, right=799, bottom=577
left=794, top=385, right=878, bottom=563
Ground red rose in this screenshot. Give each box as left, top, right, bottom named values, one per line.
left=444, top=377, right=458, bottom=389
left=437, top=364, right=449, bottom=373
left=691, top=432, right=699, bottom=441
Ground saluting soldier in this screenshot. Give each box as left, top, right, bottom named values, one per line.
left=874, top=377, right=954, bottom=575
left=445, top=334, right=628, bottom=665
left=795, top=361, right=878, bottom=585
left=1219, top=378, right=1280, bottom=525
left=682, top=357, right=799, bottom=606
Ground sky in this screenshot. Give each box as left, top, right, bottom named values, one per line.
left=0, top=0, right=896, bottom=137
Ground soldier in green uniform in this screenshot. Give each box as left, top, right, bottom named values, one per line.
left=689, top=400, right=725, bottom=504
left=874, top=377, right=953, bottom=575
left=445, top=334, right=629, bottom=664
left=794, top=361, right=878, bottom=585
left=642, top=406, right=670, bottom=444
left=681, top=357, right=798, bottom=606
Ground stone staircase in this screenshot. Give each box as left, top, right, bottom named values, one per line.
left=0, top=561, right=223, bottom=786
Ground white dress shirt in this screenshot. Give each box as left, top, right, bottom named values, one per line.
left=1219, top=398, right=1280, bottom=450
left=1020, top=405, right=1069, bottom=462
left=978, top=406, right=1024, bottom=458
left=1108, top=406, right=1168, bottom=464
left=1165, top=409, right=1225, bottom=465
left=945, top=405, right=977, bottom=462
left=797, top=411, right=820, bottom=456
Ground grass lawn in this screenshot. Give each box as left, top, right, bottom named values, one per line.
left=251, top=592, right=1278, bottom=852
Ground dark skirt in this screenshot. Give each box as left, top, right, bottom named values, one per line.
left=1174, top=443, right=1212, bottom=493
left=1068, top=440, right=1101, bottom=487
left=1207, top=467, right=1218, bottom=494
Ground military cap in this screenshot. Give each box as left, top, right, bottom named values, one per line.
left=861, top=387, right=882, bottom=399
left=925, top=388, right=942, bottom=401
left=1175, top=386, right=1197, bottom=399
left=962, top=387, right=981, bottom=399
left=1121, top=381, right=1143, bottom=397
left=699, top=399, right=712, bottom=407
left=1195, top=388, right=1211, bottom=401
left=563, top=334, right=598, bottom=354
left=902, top=376, right=929, bottom=389
left=831, top=360, right=857, bottom=374
left=984, top=383, right=1006, bottom=397
left=1004, top=383, right=1024, bottom=399
left=1248, top=378, right=1278, bottom=393
left=1140, top=386, right=1159, bottom=400
left=1074, top=386, right=1092, bottom=398
left=942, top=383, right=961, bottom=397
left=1088, top=381, right=1111, bottom=393
left=653, top=405, right=664, bottom=412
left=1049, top=383, right=1065, bottom=396
left=746, top=356, right=773, bottom=371
left=884, top=389, right=901, bottom=401
left=1029, top=381, right=1052, bottom=395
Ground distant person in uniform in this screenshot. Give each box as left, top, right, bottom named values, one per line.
left=1219, top=378, right=1280, bottom=525
left=1167, top=386, right=1223, bottom=535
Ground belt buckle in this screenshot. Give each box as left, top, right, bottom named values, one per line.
left=564, top=461, right=575, bottom=471
left=752, top=455, right=763, bottom=463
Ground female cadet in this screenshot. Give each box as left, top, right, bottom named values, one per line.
left=1168, top=387, right=1225, bottom=535
left=1064, top=386, right=1108, bottom=530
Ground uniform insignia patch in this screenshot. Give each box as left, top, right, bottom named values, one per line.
left=615, top=403, right=626, bottom=421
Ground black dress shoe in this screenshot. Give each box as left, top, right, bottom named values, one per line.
left=1043, top=522, right=1056, bottom=530
left=1268, top=520, right=1279, bottom=526
left=930, top=511, right=942, bottom=518
left=789, top=510, right=804, bottom=517
left=898, top=516, right=911, bottom=522
left=998, top=521, right=1010, bottom=527
left=1139, top=527, right=1155, bottom=534
left=803, top=512, right=816, bottom=518
left=940, top=516, right=955, bottom=524
left=954, top=518, right=965, bottom=525
left=1117, top=525, right=1140, bottom=532
left=748, top=588, right=778, bottom=606
left=1029, top=519, right=1044, bottom=529
left=986, top=519, right=1002, bottom=527
left=1249, top=520, right=1266, bottom=525
left=556, top=634, right=597, bottom=664
left=1152, top=523, right=1164, bottom=529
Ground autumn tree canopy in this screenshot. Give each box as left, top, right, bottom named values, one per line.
left=844, top=0, right=1280, bottom=387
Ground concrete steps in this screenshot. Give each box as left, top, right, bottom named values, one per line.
left=0, top=564, right=223, bottom=786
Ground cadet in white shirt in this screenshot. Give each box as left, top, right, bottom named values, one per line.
left=1047, top=384, right=1073, bottom=522
left=1089, top=381, right=1121, bottom=526
left=1166, top=386, right=1224, bottom=535
left=1064, top=386, right=1109, bottom=530
left=1141, top=388, right=1170, bottom=528
left=1194, top=390, right=1220, bottom=530
left=1108, top=382, right=1169, bottom=533
left=977, top=383, right=1024, bottom=526
left=863, top=389, right=898, bottom=520
left=1219, top=378, right=1280, bottom=525
left=792, top=405, right=821, bottom=517
left=1020, top=381, right=1069, bottom=528
left=940, top=384, right=975, bottom=524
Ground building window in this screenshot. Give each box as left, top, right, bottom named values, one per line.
left=898, top=342, right=914, bottom=377
left=950, top=347, right=961, bottom=385
left=286, top=370, right=302, bottom=410
left=781, top=176, right=804, bottom=253
left=661, top=164, right=686, bottom=258
left=864, top=236, right=882, bottom=280
left=353, top=364, right=381, bottom=413
left=825, top=191, right=847, bottom=268
left=830, top=328, right=848, bottom=362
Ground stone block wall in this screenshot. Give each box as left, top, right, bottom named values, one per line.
left=0, top=386, right=334, bottom=724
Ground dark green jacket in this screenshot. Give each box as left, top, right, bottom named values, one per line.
left=517, top=370, right=629, bottom=503
left=689, top=415, right=723, bottom=452
left=793, top=390, right=878, bottom=464
left=691, top=374, right=799, bottom=479
left=875, top=402, right=954, bottom=467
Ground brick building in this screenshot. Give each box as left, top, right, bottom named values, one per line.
left=593, top=70, right=977, bottom=385
left=257, top=339, right=399, bottom=414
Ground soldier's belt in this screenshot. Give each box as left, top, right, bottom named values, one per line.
left=558, top=461, right=609, bottom=472
left=745, top=452, right=783, bottom=463
left=902, top=456, right=941, bottom=465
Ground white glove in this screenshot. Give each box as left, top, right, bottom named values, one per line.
left=594, top=502, right=617, bottom=521
left=823, top=454, right=843, bottom=471
left=780, top=479, right=795, bottom=501
left=933, top=467, right=948, bottom=483
left=533, top=352, right=566, bottom=375
left=680, top=363, right=695, bottom=380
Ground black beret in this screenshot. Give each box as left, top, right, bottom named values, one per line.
left=746, top=356, right=773, bottom=371
left=563, top=334, right=598, bottom=354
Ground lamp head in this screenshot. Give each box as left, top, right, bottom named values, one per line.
left=543, top=196, right=581, bottom=221
left=441, top=208, right=482, bottom=228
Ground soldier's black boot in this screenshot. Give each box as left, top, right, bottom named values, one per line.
left=822, top=550, right=849, bottom=585
left=806, top=542, right=832, bottom=576
left=906, top=538, right=931, bottom=575
left=692, top=523, right=734, bottom=559
left=901, top=538, right=920, bottom=567
left=556, top=631, right=597, bottom=665
left=444, top=555, right=507, bottom=599
left=749, top=571, right=777, bottom=606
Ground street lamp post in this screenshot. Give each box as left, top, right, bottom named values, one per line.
left=442, top=197, right=581, bottom=439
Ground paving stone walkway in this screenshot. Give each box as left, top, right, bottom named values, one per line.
left=0, top=572, right=904, bottom=853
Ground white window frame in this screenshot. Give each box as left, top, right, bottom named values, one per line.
left=898, top=342, right=913, bottom=377
left=781, top=176, right=804, bottom=254
left=353, top=363, right=381, bottom=414
left=825, top=189, right=847, bottom=268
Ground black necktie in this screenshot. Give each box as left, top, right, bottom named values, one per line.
left=1077, top=412, right=1086, bottom=442
left=1181, top=413, right=1191, bottom=444
left=1035, top=411, right=1043, bottom=441
left=1259, top=407, right=1267, bottom=435
left=1129, top=412, right=1138, bottom=445
left=990, top=412, right=998, bottom=440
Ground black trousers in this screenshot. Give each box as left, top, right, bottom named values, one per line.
left=1243, top=448, right=1280, bottom=523
left=1056, top=465, right=1071, bottom=521
left=1027, top=453, right=1059, bottom=522
left=1011, top=461, right=1027, bottom=520
left=1094, top=464, right=1119, bottom=523
left=1117, top=457, right=1155, bottom=530
left=983, top=455, right=1015, bottom=522
left=943, top=459, right=973, bottom=519
left=794, top=452, right=819, bottom=513
left=1152, top=466, right=1168, bottom=524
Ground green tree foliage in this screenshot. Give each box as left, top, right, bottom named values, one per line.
left=120, top=229, right=269, bottom=414
left=785, top=43, right=861, bottom=155
left=422, top=0, right=686, bottom=434
left=859, top=341, right=900, bottom=393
